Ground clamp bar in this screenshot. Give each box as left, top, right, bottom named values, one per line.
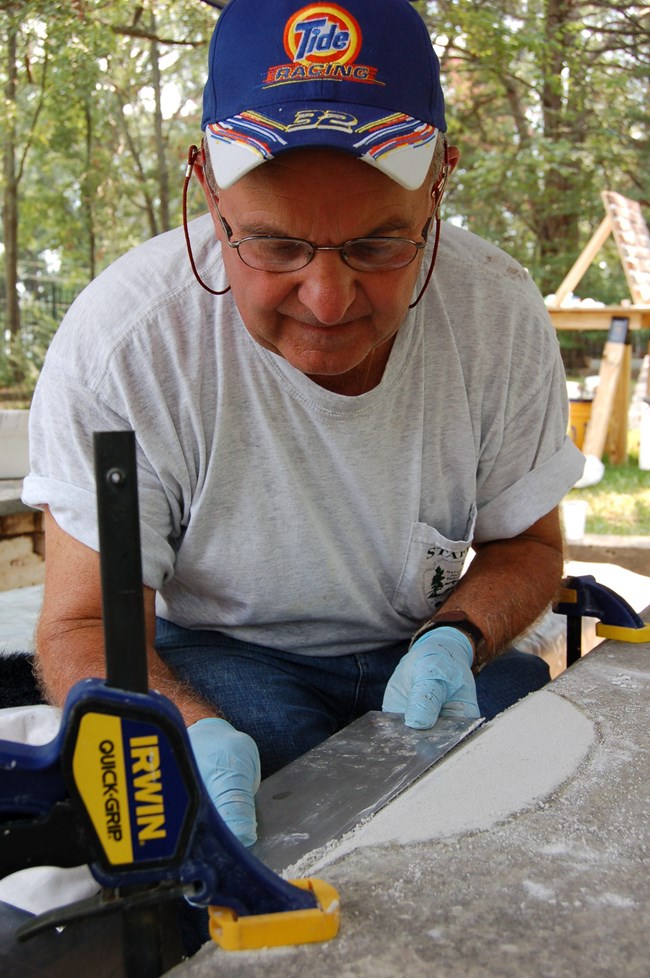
left=94, top=430, right=148, bottom=694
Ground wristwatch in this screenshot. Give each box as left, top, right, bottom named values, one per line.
left=411, top=610, right=487, bottom=674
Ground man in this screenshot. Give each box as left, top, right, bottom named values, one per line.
left=23, top=0, right=584, bottom=849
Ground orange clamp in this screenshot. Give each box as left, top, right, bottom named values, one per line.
left=209, top=877, right=340, bottom=951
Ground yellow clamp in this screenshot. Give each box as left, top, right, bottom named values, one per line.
left=556, top=586, right=578, bottom=605
left=209, top=877, right=340, bottom=951
left=596, top=622, right=650, bottom=644
left=556, top=585, right=650, bottom=644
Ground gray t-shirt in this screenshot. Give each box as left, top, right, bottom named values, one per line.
left=23, top=215, right=584, bottom=656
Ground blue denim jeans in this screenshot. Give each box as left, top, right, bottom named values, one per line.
left=155, top=620, right=550, bottom=778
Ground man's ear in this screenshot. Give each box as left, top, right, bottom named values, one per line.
left=191, top=143, right=222, bottom=221
left=447, top=144, right=461, bottom=173
left=428, top=141, right=458, bottom=218
left=192, top=143, right=208, bottom=190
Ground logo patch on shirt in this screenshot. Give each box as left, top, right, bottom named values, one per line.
left=424, top=544, right=468, bottom=603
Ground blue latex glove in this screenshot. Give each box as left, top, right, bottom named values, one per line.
left=383, top=627, right=481, bottom=729
left=188, top=717, right=261, bottom=847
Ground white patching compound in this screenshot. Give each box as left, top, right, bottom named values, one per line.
left=298, top=690, right=596, bottom=873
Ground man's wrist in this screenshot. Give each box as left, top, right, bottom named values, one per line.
left=411, top=610, right=488, bottom=674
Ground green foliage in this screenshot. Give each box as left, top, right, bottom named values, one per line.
left=0, top=300, right=58, bottom=389
left=568, top=435, right=650, bottom=536
left=425, top=0, right=649, bottom=296
left=3, top=0, right=214, bottom=286
left=1, top=0, right=649, bottom=400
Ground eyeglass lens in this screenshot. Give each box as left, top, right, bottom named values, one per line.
left=235, top=236, right=421, bottom=272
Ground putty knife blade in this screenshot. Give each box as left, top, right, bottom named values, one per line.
left=251, top=711, right=481, bottom=872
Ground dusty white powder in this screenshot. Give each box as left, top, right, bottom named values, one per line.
left=290, top=690, right=596, bottom=875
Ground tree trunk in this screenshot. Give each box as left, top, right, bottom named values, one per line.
left=81, top=99, right=97, bottom=280
left=114, top=85, right=160, bottom=238
left=150, top=17, right=170, bottom=233
left=537, top=0, right=581, bottom=294
left=3, top=18, right=21, bottom=340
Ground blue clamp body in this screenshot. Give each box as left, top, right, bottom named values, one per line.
left=554, top=574, right=650, bottom=665
left=0, top=679, right=317, bottom=917
left=0, top=429, right=340, bottom=968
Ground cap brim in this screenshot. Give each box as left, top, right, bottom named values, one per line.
left=205, top=106, right=438, bottom=190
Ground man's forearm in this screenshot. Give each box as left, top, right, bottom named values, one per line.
left=35, top=618, right=218, bottom=727
left=430, top=509, right=565, bottom=665
left=441, top=537, right=563, bottom=658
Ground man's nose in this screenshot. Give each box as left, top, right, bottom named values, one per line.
left=296, top=251, right=357, bottom=325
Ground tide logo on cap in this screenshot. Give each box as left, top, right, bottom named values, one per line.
left=264, top=4, right=379, bottom=87
left=284, top=4, right=362, bottom=64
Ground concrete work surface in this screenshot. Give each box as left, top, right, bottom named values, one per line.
left=170, top=611, right=650, bottom=978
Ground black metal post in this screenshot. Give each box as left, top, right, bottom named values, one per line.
left=94, top=431, right=178, bottom=978
left=93, top=430, right=148, bottom=694
left=566, top=616, right=582, bottom=667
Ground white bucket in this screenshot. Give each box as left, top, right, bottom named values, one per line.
left=0, top=410, right=30, bottom=479
left=561, top=499, right=588, bottom=542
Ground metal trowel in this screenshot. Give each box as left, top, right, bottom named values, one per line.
left=252, top=711, right=482, bottom=872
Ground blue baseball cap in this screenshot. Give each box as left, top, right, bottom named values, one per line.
left=201, top=0, right=446, bottom=190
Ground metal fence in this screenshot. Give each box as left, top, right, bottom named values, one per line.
left=0, top=278, right=81, bottom=331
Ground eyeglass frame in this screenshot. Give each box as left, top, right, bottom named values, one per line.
left=182, top=138, right=451, bottom=305
left=207, top=189, right=433, bottom=274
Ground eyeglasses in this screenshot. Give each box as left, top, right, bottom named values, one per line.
left=183, top=140, right=449, bottom=302
left=212, top=197, right=431, bottom=274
